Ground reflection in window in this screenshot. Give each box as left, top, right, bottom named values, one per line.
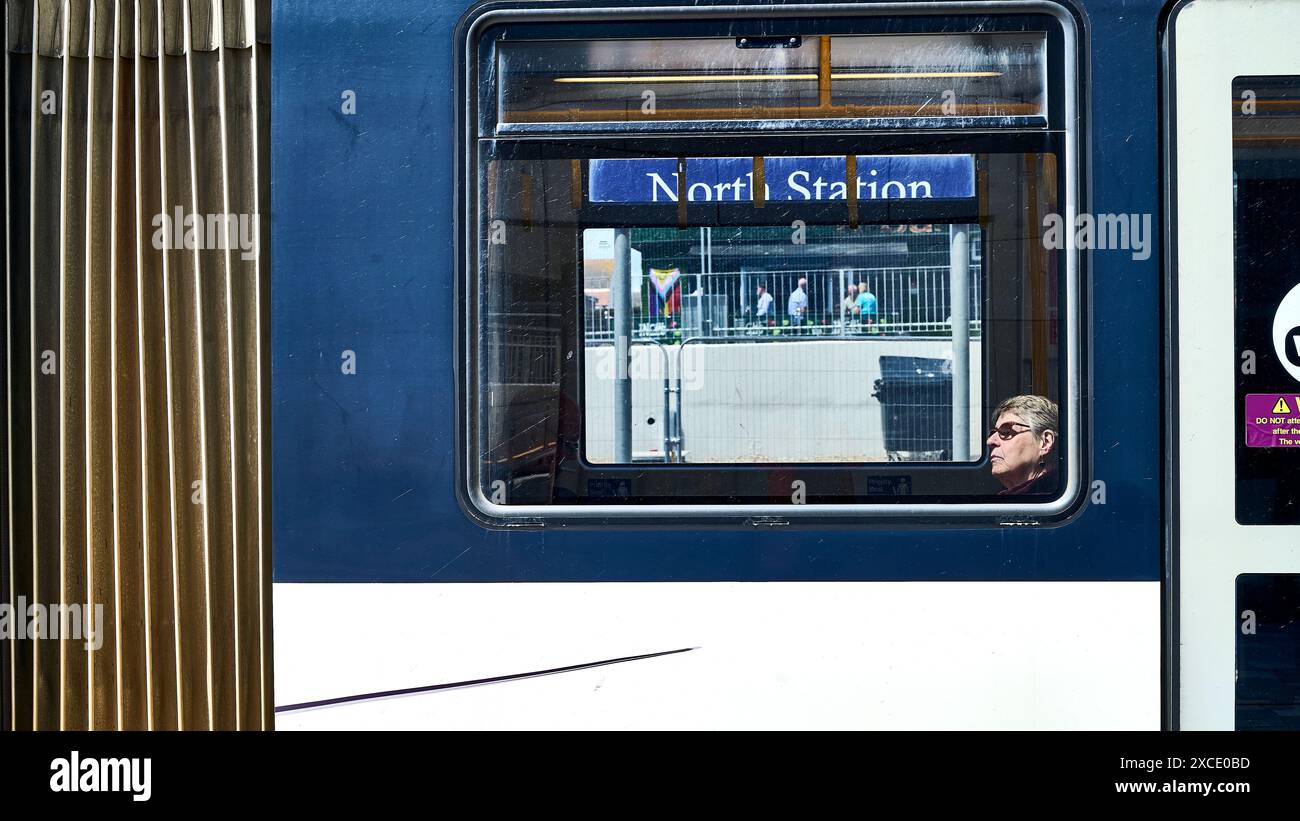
left=498, top=32, right=1047, bottom=125
left=831, top=33, right=1045, bottom=117
left=581, top=224, right=984, bottom=464
left=475, top=152, right=1062, bottom=504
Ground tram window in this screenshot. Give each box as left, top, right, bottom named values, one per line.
left=579, top=219, right=988, bottom=466
left=1232, top=76, right=1300, bottom=525
left=829, top=34, right=1046, bottom=119
left=1236, top=574, right=1300, bottom=729
left=497, top=32, right=1047, bottom=126
left=460, top=8, right=1082, bottom=520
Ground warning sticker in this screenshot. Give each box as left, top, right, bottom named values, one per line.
left=1246, top=393, right=1300, bottom=447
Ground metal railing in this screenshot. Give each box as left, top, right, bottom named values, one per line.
left=583, top=340, right=682, bottom=463
left=585, top=263, right=981, bottom=343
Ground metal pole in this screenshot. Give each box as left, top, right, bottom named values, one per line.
left=672, top=343, right=687, bottom=462
left=613, top=228, right=633, bottom=462
left=699, top=226, right=707, bottom=279
left=949, top=225, right=971, bottom=461
left=741, top=267, right=748, bottom=327
left=839, top=268, right=847, bottom=328
left=662, top=374, right=671, bottom=463
left=653, top=344, right=670, bottom=463
left=706, top=226, right=713, bottom=277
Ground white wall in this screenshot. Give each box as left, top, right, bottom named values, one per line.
left=274, top=581, right=1160, bottom=730
left=585, top=338, right=984, bottom=462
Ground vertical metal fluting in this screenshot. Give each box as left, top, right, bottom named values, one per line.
left=2, top=0, right=272, bottom=731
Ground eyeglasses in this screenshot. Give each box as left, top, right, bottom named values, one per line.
left=988, top=422, right=1033, bottom=441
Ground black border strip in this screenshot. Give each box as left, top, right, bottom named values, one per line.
left=1159, top=0, right=1195, bottom=733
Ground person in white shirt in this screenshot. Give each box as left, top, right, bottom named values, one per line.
left=788, top=278, right=809, bottom=327
left=841, top=284, right=859, bottom=321
left=754, top=283, right=774, bottom=327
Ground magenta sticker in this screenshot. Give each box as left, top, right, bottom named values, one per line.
left=1246, top=393, right=1300, bottom=447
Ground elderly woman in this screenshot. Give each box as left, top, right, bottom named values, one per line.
left=987, top=395, right=1059, bottom=495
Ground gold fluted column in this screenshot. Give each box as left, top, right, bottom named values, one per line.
left=3, top=0, right=272, bottom=731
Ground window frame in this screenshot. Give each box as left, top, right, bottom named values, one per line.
left=455, top=0, right=1088, bottom=527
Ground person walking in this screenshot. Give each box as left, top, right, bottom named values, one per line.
left=788, top=277, right=809, bottom=329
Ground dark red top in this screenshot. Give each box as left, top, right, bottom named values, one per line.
left=997, top=472, right=1058, bottom=496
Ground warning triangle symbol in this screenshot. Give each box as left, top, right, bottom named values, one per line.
left=1273, top=397, right=1293, bottom=414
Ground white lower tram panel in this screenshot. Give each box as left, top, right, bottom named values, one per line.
left=273, top=582, right=1159, bottom=730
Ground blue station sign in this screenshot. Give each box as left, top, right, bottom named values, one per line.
left=588, top=155, right=976, bottom=204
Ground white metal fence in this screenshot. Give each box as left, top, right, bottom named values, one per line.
left=585, top=263, right=982, bottom=342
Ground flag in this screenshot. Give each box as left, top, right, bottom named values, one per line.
left=648, top=267, right=682, bottom=319
left=648, top=267, right=681, bottom=299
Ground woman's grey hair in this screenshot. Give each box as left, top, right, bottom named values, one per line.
left=993, top=395, right=1059, bottom=443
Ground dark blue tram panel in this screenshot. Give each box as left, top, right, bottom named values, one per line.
left=271, top=0, right=1164, bottom=583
